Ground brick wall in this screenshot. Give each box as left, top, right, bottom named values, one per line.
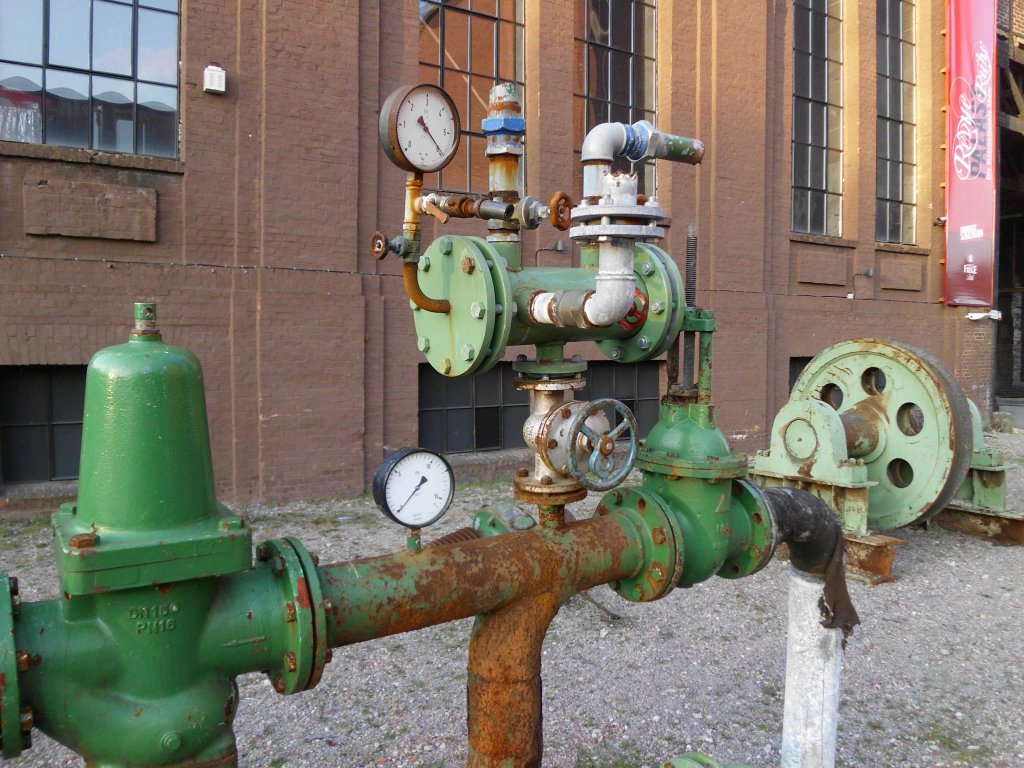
left=0, top=0, right=999, bottom=501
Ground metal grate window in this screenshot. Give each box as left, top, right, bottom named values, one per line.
left=418, top=362, right=529, bottom=454
left=792, top=0, right=843, bottom=235
left=574, top=0, right=657, bottom=197
left=876, top=0, right=916, bottom=243
left=418, top=0, right=525, bottom=194
left=577, top=361, right=661, bottom=437
left=0, top=365, right=86, bottom=484
left=0, top=0, right=180, bottom=157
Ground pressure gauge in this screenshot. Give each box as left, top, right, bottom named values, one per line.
left=379, top=84, right=461, bottom=173
left=373, top=447, right=455, bottom=529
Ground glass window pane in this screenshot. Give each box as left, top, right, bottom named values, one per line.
left=794, top=97, right=810, bottom=144
left=470, top=14, right=495, bottom=75
left=419, top=409, right=444, bottom=453
left=447, top=374, right=472, bottom=407
left=876, top=199, right=890, bottom=241
left=902, top=81, right=914, bottom=123
left=92, top=76, right=134, bottom=152
left=826, top=149, right=841, bottom=193
left=138, top=9, right=179, bottom=84
left=876, top=156, right=889, bottom=198
left=140, top=0, right=178, bottom=10
left=877, top=118, right=889, bottom=159
left=794, top=6, right=811, bottom=53
left=902, top=161, right=916, bottom=203
left=588, top=0, right=609, bottom=45
left=809, top=190, right=826, bottom=233
left=475, top=366, right=501, bottom=406
left=811, top=10, right=826, bottom=54
left=93, top=1, right=133, bottom=75
left=809, top=146, right=825, bottom=190
left=825, top=192, right=841, bottom=235
left=901, top=203, right=916, bottom=243
left=641, top=5, right=655, bottom=57
left=446, top=408, right=473, bottom=453
left=0, top=0, right=43, bottom=65
left=609, top=0, right=632, bottom=51
left=609, top=49, right=630, bottom=105
left=444, top=9, right=470, bottom=72
left=52, top=423, right=82, bottom=478
left=136, top=83, right=176, bottom=157
left=419, top=364, right=444, bottom=407
left=794, top=53, right=811, bottom=98
left=877, top=34, right=889, bottom=77
left=474, top=407, right=500, bottom=450
left=636, top=400, right=658, bottom=436
left=50, top=367, right=86, bottom=422
left=638, top=364, right=660, bottom=398
left=827, top=104, right=841, bottom=147
left=811, top=56, right=826, bottom=102
left=502, top=405, right=527, bottom=448
left=793, top=143, right=810, bottom=188
left=0, top=63, right=42, bottom=143
left=826, top=59, right=841, bottom=106
left=827, top=15, right=841, bottom=61
left=0, top=367, right=48, bottom=424
left=887, top=200, right=901, bottom=239
left=1, top=425, right=49, bottom=483
left=45, top=69, right=89, bottom=147
left=810, top=102, right=825, bottom=147
left=48, top=0, right=90, bottom=68
left=640, top=57, right=655, bottom=111
left=792, top=188, right=810, bottom=231
left=498, top=20, right=516, bottom=82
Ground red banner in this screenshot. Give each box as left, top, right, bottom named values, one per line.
left=945, top=0, right=997, bottom=306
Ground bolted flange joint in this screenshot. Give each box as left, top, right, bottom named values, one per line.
left=257, top=538, right=330, bottom=695
left=596, top=488, right=683, bottom=603
left=0, top=572, right=28, bottom=758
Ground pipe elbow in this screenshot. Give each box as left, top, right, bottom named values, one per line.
left=583, top=275, right=636, bottom=326
left=580, top=122, right=630, bottom=163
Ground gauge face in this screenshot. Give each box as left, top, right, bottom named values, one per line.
left=379, top=84, right=461, bottom=173
left=373, top=447, right=455, bottom=529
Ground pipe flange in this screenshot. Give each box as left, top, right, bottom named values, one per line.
left=718, top=478, right=775, bottom=580
left=569, top=203, right=666, bottom=223
left=260, top=539, right=328, bottom=695
left=513, top=476, right=588, bottom=506
left=597, top=488, right=683, bottom=603
left=568, top=223, right=665, bottom=241
left=0, top=574, right=26, bottom=758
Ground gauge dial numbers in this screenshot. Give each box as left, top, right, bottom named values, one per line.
left=379, top=84, right=462, bottom=173
left=373, top=447, right=455, bottom=529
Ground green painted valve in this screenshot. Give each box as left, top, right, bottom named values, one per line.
left=411, top=236, right=685, bottom=376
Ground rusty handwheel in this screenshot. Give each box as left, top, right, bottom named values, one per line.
left=790, top=339, right=973, bottom=529
left=549, top=191, right=573, bottom=231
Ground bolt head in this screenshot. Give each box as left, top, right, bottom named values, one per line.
left=439, top=357, right=452, bottom=374
left=460, top=344, right=476, bottom=361
left=516, top=468, right=530, bottom=478
left=161, top=732, right=183, bottom=752
left=641, top=262, right=655, bottom=276
left=470, top=301, right=486, bottom=319
left=611, top=346, right=625, bottom=360
left=461, top=255, right=476, bottom=274
left=420, top=255, right=431, bottom=272
left=651, top=300, right=665, bottom=315
left=637, top=336, right=651, bottom=350
left=546, top=438, right=558, bottom=450
left=439, top=236, right=453, bottom=255
left=68, top=532, right=99, bottom=550
left=417, top=335, right=431, bottom=352
left=540, top=476, right=553, bottom=486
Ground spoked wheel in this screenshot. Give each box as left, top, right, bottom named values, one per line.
left=791, top=339, right=973, bottom=530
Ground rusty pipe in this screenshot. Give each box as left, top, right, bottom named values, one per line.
left=403, top=261, right=451, bottom=314
left=317, top=512, right=646, bottom=648
left=466, top=592, right=560, bottom=768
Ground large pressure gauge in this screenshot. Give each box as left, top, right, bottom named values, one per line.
left=373, top=447, right=455, bottom=529
left=379, top=84, right=461, bottom=173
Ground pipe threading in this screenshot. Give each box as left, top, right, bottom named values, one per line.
left=428, top=527, right=483, bottom=547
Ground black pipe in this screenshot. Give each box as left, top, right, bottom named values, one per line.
left=763, top=487, right=861, bottom=640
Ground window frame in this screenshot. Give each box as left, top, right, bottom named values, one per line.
left=791, top=0, right=843, bottom=236
left=0, top=0, right=181, bottom=158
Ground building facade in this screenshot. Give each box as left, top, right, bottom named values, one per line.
left=0, top=0, right=1014, bottom=502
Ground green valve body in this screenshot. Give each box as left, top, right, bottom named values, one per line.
left=2, top=306, right=322, bottom=766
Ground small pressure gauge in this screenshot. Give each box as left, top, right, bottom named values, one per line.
left=379, top=84, right=461, bottom=173
left=373, top=447, right=455, bottom=529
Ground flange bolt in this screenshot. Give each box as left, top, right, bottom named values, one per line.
left=160, top=732, right=183, bottom=753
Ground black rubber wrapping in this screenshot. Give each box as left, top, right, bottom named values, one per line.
left=763, top=487, right=861, bottom=643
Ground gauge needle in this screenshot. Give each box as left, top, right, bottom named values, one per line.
left=417, top=116, right=445, bottom=155
left=395, top=475, right=428, bottom=514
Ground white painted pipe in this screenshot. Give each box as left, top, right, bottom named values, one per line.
left=780, top=567, right=841, bottom=768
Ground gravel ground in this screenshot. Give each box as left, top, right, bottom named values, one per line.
left=2, top=433, right=1023, bottom=768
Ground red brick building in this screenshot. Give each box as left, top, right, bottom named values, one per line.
left=0, top=0, right=1019, bottom=503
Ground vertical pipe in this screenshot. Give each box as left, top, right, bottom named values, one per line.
left=697, top=327, right=713, bottom=404
left=466, top=593, right=561, bottom=768
left=780, top=568, right=841, bottom=768
left=679, top=223, right=698, bottom=388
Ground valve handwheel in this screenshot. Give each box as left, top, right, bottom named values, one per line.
left=549, top=191, right=573, bottom=231
left=565, top=399, right=639, bottom=491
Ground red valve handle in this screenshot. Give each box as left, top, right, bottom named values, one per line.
left=618, top=289, right=648, bottom=332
